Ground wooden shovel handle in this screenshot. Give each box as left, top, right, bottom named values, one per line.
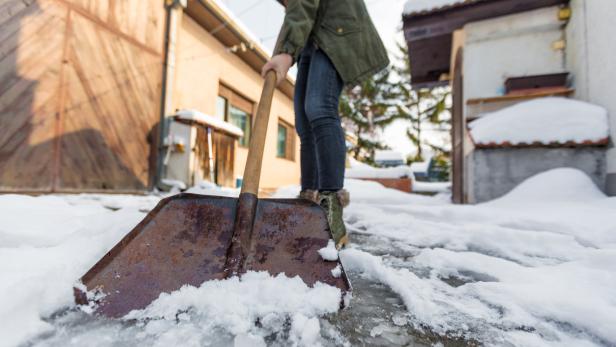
left=241, top=70, right=278, bottom=195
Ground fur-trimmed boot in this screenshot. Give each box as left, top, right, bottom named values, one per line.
left=318, top=191, right=349, bottom=250
left=298, top=189, right=319, bottom=204
left=337, top=189, right=350, bottom=208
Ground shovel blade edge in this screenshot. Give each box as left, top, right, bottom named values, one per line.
left=76, top=193, right=238, bottom=318
left=75, top=194, right=351, bottom=318
left=245, top=198, right=351, bottom=292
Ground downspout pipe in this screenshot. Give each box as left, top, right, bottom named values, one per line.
left=155, top=0, right=186, bottom=191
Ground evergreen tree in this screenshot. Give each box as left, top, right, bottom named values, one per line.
left=389, top=42, right=451, bottom=164
left=339, top=68, right=400, bottom=163
left=339, top=40, right=451, bottom=173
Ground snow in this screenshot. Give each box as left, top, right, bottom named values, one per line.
left=0, top=194, right=160, bottom=347
left=331, top=265, right=342, bottom=278
left=160, top=178, right=187, bottom=191
left=487, top=167, right=605, bottom=204
left=412, top=181, right=451, bottom=193
left=318, top=240, right=339, bottom=261
left=340, top=169, right=616, bottom=345
left=469, top=97, right=610, bottom=146
left=374, top=150, right=405, bottom=162
left=345, top=158, right=413, bottom=179
left=3, top=169, right=616, bottom=346
left=124, top=271, right=341, bottom=346
left=403, top=0, right=470, bottom=15
left=175, top=109, right=244, bottom=138
left=409, top=160, right=429, bottom=173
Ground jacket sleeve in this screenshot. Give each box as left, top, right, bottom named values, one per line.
left=273, top=0, right=320, bottom=62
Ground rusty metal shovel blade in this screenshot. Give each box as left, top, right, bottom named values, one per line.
left=74, top=71, right=351, bottom=318
left=74, top=193, right=350, bottom=318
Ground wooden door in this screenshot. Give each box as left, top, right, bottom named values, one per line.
left=0, top=0, right=66, bottom=192
left=0, top=0, right=165, bottom=193
left=214, top=132, right=235, bottom=188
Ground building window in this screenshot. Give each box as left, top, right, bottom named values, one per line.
left=230, top=106, right=251, bottom=147
left=277, top=120, right=295, bottom=160
left=215, top=96, right=228, bottom=120
left=218, top=84, right=254, bottom=147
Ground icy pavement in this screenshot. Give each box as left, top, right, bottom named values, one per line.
left=2, top=169, right=616, bottom=347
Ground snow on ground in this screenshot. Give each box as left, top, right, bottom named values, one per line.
left=339, top=168, right=616, bottom=346
left=413, top=181, right=451, bottom=194
left=1, top=168, right=615, bottom=346
left=469, top=97, right=609, bottom=146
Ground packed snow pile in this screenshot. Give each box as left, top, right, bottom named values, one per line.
left=345, top=158, right=413, bottom=179
left=488, top=167, right=606, bottom=204
left=404, top=0, right=476, bottom=15
left=469, top=97, right=609, bottom=146
left=124, top=272, right=341, bottom=346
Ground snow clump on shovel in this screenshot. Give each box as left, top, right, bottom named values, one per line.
left=318, top=240, right=339, bottom=261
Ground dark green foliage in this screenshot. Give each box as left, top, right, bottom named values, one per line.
left=389, top=42, right=451, bottom=164
left=339, top=69, right=398, bottom=163
left=338, top=39, right=452, bottom=176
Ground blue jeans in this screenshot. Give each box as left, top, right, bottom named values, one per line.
left=294, top=42, right=346, bottom=192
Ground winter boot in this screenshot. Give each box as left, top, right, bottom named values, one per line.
left=318, top=191, right=349, bottom=250
left=337, top=189, right=350, bottom=208
left=298, top=189, right=319, bottom=204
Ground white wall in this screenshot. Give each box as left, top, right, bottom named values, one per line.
left=567, top=0, right=616, bottom=195
left=463, top=6, right=567, bottom=101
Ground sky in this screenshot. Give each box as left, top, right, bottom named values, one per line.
left=217, top=0, right=421, bottom=158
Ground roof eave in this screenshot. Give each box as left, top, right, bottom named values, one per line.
left=403, top=0, right=570, bottom=87
left=186, top=0, right=294, bottom=99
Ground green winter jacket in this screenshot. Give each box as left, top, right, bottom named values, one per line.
left=274, top=0, right=389, bottom=85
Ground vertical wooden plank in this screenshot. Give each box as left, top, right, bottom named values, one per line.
left=52, top=7, right=72, bottom=191
left=451, top=48, right=465, bottom=204
left=214, top=132, right=235, bottom=187
left=0, top=0, right=66, bottom=192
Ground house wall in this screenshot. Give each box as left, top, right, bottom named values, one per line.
left=566, top=0, right=616, bottom=196
left=463, top=6, right=567, bottom=101
left=173, top=15, right=300, bottom=191
left=471, top=147, right=606, bottom=203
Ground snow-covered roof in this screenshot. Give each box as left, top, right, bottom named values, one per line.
left=410, top=161, right=430, bottom=173
left=374, top=150, right=405, bottom=162
left=469, top=98, right=610, bottom=148
left=174, top=109, right=244, bottom=138
left=403, top=0, right=484, bottom=16
left=346, top=158, right=413, bottom=179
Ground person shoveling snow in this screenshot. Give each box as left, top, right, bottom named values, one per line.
left=263, top=0, right=389, bottom=250
left=74, top=0, right=388, bottom=320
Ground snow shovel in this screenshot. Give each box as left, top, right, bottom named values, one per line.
left=74, top=71, right=351, bottom=318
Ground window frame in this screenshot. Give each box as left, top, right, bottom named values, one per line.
left=218, top=84, right=254, bottom=148
left=276, top=118, right=295, bottom=161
